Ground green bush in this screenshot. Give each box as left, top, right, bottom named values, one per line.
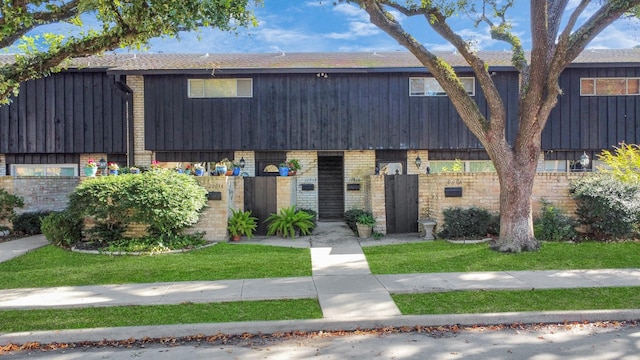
left=344, top=209, right=369, bottom=234
left=68, top=170, right=208, bottom=243
left=12, top=211, right=51, bottom=235
left=533, top=199, right=577, bottom=242
left=0, top=189, right=24, bottom=225
left=570, top=174, right=640, bottom=240
left=40, top=211, right=83, bottom=247
left=597, top=142, right=640, bottom=184
left=265, top=206, right=315, bottom=238
left=297, top=208, right=317, bottom=231
left=437, top=206, right=494, bottom=239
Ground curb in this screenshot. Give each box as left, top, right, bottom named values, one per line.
left=2, top=309, right=640, bottom=345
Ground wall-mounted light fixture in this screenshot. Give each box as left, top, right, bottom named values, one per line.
left=415, top=155, right=422, bottom=169
left=316, top=72, right=328, bottom=78
left=579, top=151, right=590, bottom=170
left=239, top=157, right=246, bottom=169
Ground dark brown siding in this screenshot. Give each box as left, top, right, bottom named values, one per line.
left=544, top=67, right=640, bottom=153
left=0, top=72, right=129, bottom=155
left=144, top=72, right=519, bottom=152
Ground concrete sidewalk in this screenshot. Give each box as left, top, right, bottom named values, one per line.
left=1, top=224, right=639, bottom=345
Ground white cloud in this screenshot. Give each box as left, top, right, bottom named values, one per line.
left=586, top=18, right=640, bottom=48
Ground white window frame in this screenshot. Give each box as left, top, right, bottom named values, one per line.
left=188, top=78, right=253, bottom=98
left=580, top=77, right=640, bottom=96
left=410, top=77, right=475, bottom=97
left=427, top=160, right=495, bottom=173
left=10, top=164, right=78, bottom=177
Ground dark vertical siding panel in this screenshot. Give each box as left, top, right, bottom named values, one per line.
left=35, top=78, right=46, bottom=153
left=73, top=75, right=84, bottom=152
left=0, top=98, right=8, bottom=152
left=83, top=74, right=94, bottom=152
left=102, top=75, right=113, bottom=152
left=25, top=80, right=36, bottom=152
left=54, top=74, right=66, bottom=152
left=44, top=76, right=55, bottom=152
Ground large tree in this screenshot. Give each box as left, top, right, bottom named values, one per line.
left=0, top=0, right=257, bottom=104
left=349, top=0, right=640, bottom=252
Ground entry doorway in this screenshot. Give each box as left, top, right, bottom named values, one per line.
left=317, top=155, right=344, bottom=221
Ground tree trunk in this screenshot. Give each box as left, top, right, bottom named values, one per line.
left=491, top=155, right=541, bottom=252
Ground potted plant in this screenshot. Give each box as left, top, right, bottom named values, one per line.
left=232, top=161, right=241, bottom=176
left=418, top=206, right=437, bottom=240
left=356, top=213, right=376, bottom=238
left=129, top=166, right=140, bottom=174
left=84, top=158, right=98, bottom=177
left=150, top=160, right=160, bottom=171
left=278, top=162, right=289, bottom=176
left=287, top=159, right=302, bottom=176
left=108, top=162, right=119, bottom=176
left=184, top=164, right=192, bottom=175
left=215, top=158, right=231, bottom=175
left=194, top=163, right=205, bottom=176
left=227, top=208, right=258, bottom=241
left=265, top=206, right=314, bottom=238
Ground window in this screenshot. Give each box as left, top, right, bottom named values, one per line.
left=543, top=160, right=568, bottom=173
left=11, top=164, right=78, bottom=177
left=427, top=160, right=495, bottom=173
left=410, top=77, right=475, bottom=96
left=580, top=78, right=640, bottom=96
left=188, top=78, right=253, bottom=98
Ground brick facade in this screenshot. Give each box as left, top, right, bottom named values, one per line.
left=344, top=150, right=376, bottom=211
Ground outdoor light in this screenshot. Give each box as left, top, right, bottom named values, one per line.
left=239, top=157, right=246, bottom=169
left=415, top=156, right=422, bottom=168
left=579, top=151, right=590, bottom=171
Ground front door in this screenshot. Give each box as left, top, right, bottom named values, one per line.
left=318, top=155, right=344, bottom=221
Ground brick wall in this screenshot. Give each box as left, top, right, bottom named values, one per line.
left=276, top=176, right=297, bottom=210
left=344, top=151, right=376, bottom=211
left=126, top=75, right=153, bottom=167
left=288, top=151, right=317, bottom=212
left=416, top=172, right=584, bottom=228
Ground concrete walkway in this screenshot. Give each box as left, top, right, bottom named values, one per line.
left=1, top=224, right=639, bottom=345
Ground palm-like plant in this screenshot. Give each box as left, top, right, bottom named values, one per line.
left=265, top=206, right=314, bottom=238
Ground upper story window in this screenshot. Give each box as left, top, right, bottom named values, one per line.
left=580, top=78, right=640, bottom=96
left=188, top=78, right=253, bottom=98
left=410, top=77, right=475, bottom=96
left=10, top=164, right=78, bottom=177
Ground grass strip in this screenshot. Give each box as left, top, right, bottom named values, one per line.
left=0, top=243, right=311, bottom=289
left=0, top=299, right=323, bottom=333
left=393, top=287, right=640, bottom=315
left=364, top=241, right=640, bottom=274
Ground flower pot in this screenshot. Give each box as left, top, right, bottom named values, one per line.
left=195, top=169, right=204, bottom=176
left=230, top=234, right=242, bottom=242
left=185, top=169, right=191, bottom=175
left=84, top=167, right=97, bottom=177
left=226, top=170, right=233, bottom=176
left=356, top=223, right=373, bottom=238
left=288, top=170, right=297, bottom=176
left=279, top=166, right=289, bottom=176
left=109, top=169, right=118, bottom=176
left=232, top=167, right=241, bottom=176
left=176, top=168, right=183, bottom=174
left=215, top=165, right=227, bottom=176
left=417, top=219, right=437, bottom=240
left=130, top=169, right=140, bottom=174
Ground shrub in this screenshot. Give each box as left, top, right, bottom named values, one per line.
left=437, top=206, right=494, bottom=239
left=533, top=199, right=577, bottom=242
left=344, top=209, right=368, bottom=234
left=40, top=211, right=83, bottom=247
left=356, top=213, right=376, bottom=226
left=265, top=206, right=315, bottom=238
left=68, top=170, right=208, bottom=243
left=12, top=211, right=50, bottom=235
left=297, top=208, right=317, bottom=232
left=0, top=189, right=24, bottom=225
left=597, top=142, right=640, bottom=184
left=570, top=174, right=640, bottom=240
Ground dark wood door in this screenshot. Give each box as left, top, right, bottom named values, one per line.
left=385, top=175, right=419, bottom=233
left=244, top=177, right=277, bottom=235
left=318, top=155, right=344, bottom=221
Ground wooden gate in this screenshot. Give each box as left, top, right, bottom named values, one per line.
left=244, top=177, right=277, bottom=235
left=384, top=175, right=419, bottom=234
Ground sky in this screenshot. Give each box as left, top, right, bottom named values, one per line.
left=137, top=0, right=640, bottom=54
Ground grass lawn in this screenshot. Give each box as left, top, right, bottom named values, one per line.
left=0, top=299, right=323, bottom=332
left=364, top=241, right=640, bottom=274
left=0, top=242, right=311, bottom=289
left=393, top=287, right=640, bottom=315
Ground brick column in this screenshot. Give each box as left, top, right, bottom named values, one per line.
left=126, top=75, right=153, bottom=167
